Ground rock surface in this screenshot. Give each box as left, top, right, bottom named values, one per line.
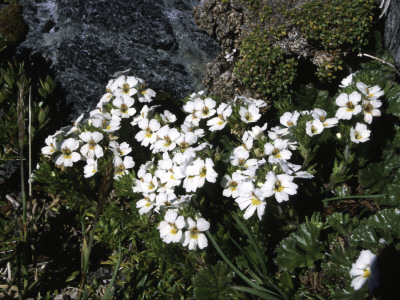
left=17, top=0, right=219, bottom=119
left=384, top=0, right=400, bottom=68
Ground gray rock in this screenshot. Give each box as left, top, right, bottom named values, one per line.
left=17, top=0, right=219, bottom=119
left=384, top=0, right=400, bottom=68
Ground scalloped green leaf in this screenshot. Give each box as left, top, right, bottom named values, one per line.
left=275, top=220, right=324, bottom=272
left=351, top=208, right=400, bottom=248
left=193, top=261, right=235, bottom=300
left=386, top=84, right=400, bottom=118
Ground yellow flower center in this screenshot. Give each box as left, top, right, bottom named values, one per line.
left=122, top=83, right=130, bottom=94
left=251, top=197, right=261, bottom=206
left=346, top=102, right=355, bottom=111
left=272, top=148, right=281, bottom=158
left=190, top=228, right=199, bottom=239
left=274, top=180, right=284, bottom=192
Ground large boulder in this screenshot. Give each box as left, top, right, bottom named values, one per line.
left=17, top=0, right=219, bottom=119
left=384, top=0, right=400, bottom=68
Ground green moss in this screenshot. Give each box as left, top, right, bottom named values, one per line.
left=292, top=0, right=376, bottom=80
left=0, top=2, right=28, bottom=49
left=234, top=28, right=297, bottom=101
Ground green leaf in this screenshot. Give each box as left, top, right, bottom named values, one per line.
left=275, top=219, right=324, bottom=272
left=351, top=208, right=400, bottom=248
left=193, top=261, right=234, bottom=300
left=66, top=270, right=80, bottom=282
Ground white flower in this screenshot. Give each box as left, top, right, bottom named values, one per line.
left=311, top=108, right=338, bottom=128
left=280, top=111, right=300, bottom=128
left=305, top=119, right=324, bottom=136
left=136, top=194, right=156, bottom=215
left=65, top=113, right=84, bottom=136
left=112, top=75, right=138, bottom=99
left=153, top=125, right=181, bottom=152
left=356, top=82, right=384, bottom=100
left=362, top=99, right=382, bottom=124
left=55, top=138, right=81, bottom=167
left=160, top=110, right=177, bottom=123
left=158, top=210, right=186, bottom=244
left=138, top=88, right=156, bottom=103
left=268, top=126, right=289, bottom=140
left=239, top=104, right=261, bottom=123
left=183, top=100, right=200, bottom=126
left=264, top=139, right=292, bottom=163
left=350, top=250, right=379, bottom=291
left=109, top=141, right=132, bottom=157
left=350, top=123, right=371, bottom=143
left=183, top=158, right=217, bottom=192
left=114, top=156, right=135, bottom=179
left=90, top=112, right=121, bottom=132
left=135, top=118, right=161, bottom=147
left=79, top=131, right=104, bottom=159
left=262, top=172, right=298, bottom=203
left=112, top=97, right=136, bottom=118
left=339, top=73, right=354, bottom=88
left=195, top=97, right=217, bottom=119
left=236, top=184, right=266, bottom=220
left=221, top=171, right=246, bottom=198
left=335, top=91, right=362, bottom=120
left=138, top=173, right=159, bottom=194
left=230, top=145, right=250, bottom=167
left=183, top=217, right=210, bottom=250
left=207, top=103, right=232, bottom=131
left=41, top=135, right=58, bottom=155
left=84, top=158, right=98, bottom=178
left=248, top=123, right=268, bottom=140
left=176, top=131, right=198, bottom=151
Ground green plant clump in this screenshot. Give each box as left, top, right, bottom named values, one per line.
left=234, top=28, right=297, bottom=102
left=293, top=0, right=376, bottom=80
left=0, top=1, right=28, bottom=48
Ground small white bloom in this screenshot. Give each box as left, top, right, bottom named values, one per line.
left=305, top=119, right=324, bottom=136
left=136, top=194, right=156, bottom=215
left=339, top=73, right=354, bottom=88
left=153, top=125, right=181, bottom=152
left=183, top=217, right=210, bottom=250
left=236, top=185, right=266, bottom=220
left=158, top=210, right=186, bottom=243
left=239, top=105, right=261, bottom=123
left=135, top=118, right=161, bottom=147
left=264, top=139, right=292, bottom=163
left=55, top=138, right=81, bottom=167
left=183, top=100, right=200, bottom=126
left=356, top=82, right=384, bottom=100
left=362, top=99, right=382, bottom=124
left=160, top=110, right=177, bottom=123
left=221, top=171, right=246, bottom=198
left=280, top=111, right=300, bottom=128
left=262, top=172, right=298, bottom=203
left=112, top=97, right=136, bottom=118
left=350, top=123, right=371, bottom=143
left=79, top=131, right=104, bottom=159
left=138, top=88, right=156, bottom=103
left=112, top=75, right=138, bottom=99
left=195, top=97, right=217, bottom=119
left=268, top=126, right=289, bottom=140
left=84, top=158, right=98, bottom=178
left=335, top=92, right=362, bottom=120
left=350, top=250, right=379, bottom=291
left=311, top=108, right=338, bottom=128
left=109, top=141, right=132, bottom=157
left=114, top=156, right=135, bottom=179
left=90, top=112, right=121, bottom=132
left=41, top=135, right=58, bottom=155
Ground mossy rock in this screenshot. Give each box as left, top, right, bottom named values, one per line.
left=0, top=1, right=28, bottom=49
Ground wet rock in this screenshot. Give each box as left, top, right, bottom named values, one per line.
left=18, top=0, right=219, bottom=119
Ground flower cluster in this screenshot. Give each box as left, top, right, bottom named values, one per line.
left=39, top=72, right=384, bottom=253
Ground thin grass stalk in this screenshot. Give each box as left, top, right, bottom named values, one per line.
left=17, top=79, right=29, bottom=297
left=28, top=86, right=32, bottom=197
left=77, top=158, right=114, bottom=300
